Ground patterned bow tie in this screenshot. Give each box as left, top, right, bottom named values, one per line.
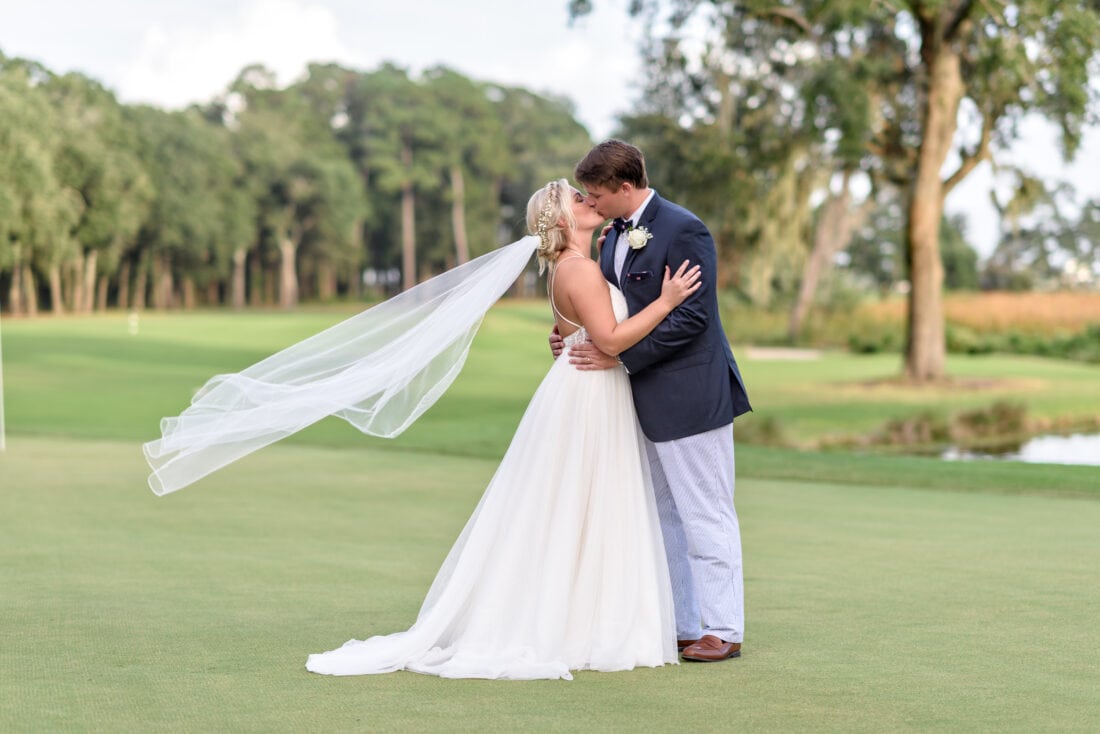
left=612, top=218, right=632, bottom=233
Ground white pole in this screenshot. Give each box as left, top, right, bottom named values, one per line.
left=0, top=300, right=6, bottom=452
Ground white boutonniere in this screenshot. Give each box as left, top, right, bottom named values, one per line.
left=625, top=225, right=653, bottom=250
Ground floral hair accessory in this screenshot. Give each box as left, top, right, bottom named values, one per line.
left=536, top=182, right=559, bottom=251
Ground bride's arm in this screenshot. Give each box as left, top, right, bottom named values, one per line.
left=562, top=260, right=700, bottom=357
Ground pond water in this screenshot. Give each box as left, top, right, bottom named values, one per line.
left=943, top=433, right=1100, bottom=467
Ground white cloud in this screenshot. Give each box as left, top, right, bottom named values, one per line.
left=473, top=33, right=643, bottom=139
left=118, top=0, right=360, bottom=108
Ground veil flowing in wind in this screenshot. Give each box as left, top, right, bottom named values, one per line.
left=144, top=236, right=540, bottom=496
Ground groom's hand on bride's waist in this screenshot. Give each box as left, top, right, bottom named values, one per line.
left=569, top=340, right=620, bottom=371
left=549, top=326, right=564, bottom=359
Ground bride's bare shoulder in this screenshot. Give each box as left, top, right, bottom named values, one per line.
left=555, top=260, right=611, bottom=310
left=553, top=256, right=601, bottom=278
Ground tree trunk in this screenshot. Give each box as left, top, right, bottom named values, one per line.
left=132, top=254, right=148, bottom=311
left=96, top=275, right=108, bottom=312
left=206, top=281, right=220, bottom=306
left=69, top=256, right=84, bottom=313
left=317, top=262, right=337, bottom=301
left=450, top=165, right=470, bottom=265
left=153, top=253, right=174, bottom=309
left=117, top=260, right=131, bottom=311
left=181, top=276, right=196, bottom=309
left=150, top=255, right=162, bottom=309
left=249, top=256, right=264, bottom=307
left=905, top=44, right=963, bottom=381
left=346, top=264, right=361, bottom=299
left=82, top=250, right=98, bottom=313
left=162, top=255, right=175, bottom=309
left=401, top=143, right=416, bottom=292
left=23, top=266, right=38, bottom=316
left=788, top=170, right=868, bottom=339
left=263, top=268, right=276, bottom=305
left=48, top=264, right=64, bottom=315
left=231, top=247, right=247, bottom=309
left=279, top=236, right=298, bottom=309
left=8, top=261, right=25, bottom=316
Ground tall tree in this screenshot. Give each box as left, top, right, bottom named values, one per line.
left=789, top=170, right=875, bottom=339
left=363, top=65, right=445, bottom=290
left=125, top=105, right=240, bottom=309
left=0, top=57, right=81, bottom=315
left=229, top=65, right=363, bottom=307
left=42, top=71, right=151, bottom=312
left=572, top=0, right=1100, bottom=379
left=292, top=63, right=372, bottom=296
left=490, top=85, right=593, bottom=242
left=0, top=57, right=55, bottom=315
left=423, top=67, right=511, bottom=266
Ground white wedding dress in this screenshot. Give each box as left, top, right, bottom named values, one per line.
left=306, top=285, right=677, bottom=680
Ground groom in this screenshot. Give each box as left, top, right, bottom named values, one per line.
left=554, top=140, right=752, bottom=661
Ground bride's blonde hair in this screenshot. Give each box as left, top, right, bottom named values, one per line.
left=526, top=179, right=576, bottom=274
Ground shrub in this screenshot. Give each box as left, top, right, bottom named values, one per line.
left=952, top=401, right=1027, bottom=443
left=735, top=414, right=788, bottom=446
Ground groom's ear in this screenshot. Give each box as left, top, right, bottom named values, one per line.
left=619, top=181, right=634, bottom=195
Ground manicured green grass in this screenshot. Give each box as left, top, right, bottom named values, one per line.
left=4, top=302, right=1099, bottom=455
left=2, top=305, right=1099, bottom=731
left=1, top=305, right=547, bottom=454
left=739, top=444, right=1099, bottom=499
left=2, top=437, right=1099, bottom=732
left=737, top=350, right=1100, bottom=445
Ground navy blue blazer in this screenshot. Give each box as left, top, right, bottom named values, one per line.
left=602, top=192, right=751, bottom=442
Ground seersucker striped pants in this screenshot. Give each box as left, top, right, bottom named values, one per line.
left=645, top=423, right=744, bottom=643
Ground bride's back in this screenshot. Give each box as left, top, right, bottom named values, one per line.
left=548, top=255, right=610, bottom=338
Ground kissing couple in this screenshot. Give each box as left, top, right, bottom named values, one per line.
left=145, top=140, right=752, bottom=680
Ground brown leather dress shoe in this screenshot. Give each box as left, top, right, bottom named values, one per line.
left=677, top=639, right=699, bottom=651
left=681, top=635, right=741, bottom=662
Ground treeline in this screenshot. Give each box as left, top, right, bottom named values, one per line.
left=0, top=54, right=592, bottom=315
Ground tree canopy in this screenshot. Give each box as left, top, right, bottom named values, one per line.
left=0, top=54, right=592, bottom=313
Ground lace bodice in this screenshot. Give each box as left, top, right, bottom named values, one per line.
left=552, top=273, right=629, bottom=349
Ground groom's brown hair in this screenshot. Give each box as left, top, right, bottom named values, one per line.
left=575, top=140, right=649, bottom=190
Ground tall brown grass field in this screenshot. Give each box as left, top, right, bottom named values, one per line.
left=860, top=291, right=1100, bottom=334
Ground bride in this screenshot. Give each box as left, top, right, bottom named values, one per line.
left=304, top=180, right=701, bottom=680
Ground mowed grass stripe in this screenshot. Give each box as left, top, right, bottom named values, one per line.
left=2, top=437, right=1099, bottom=732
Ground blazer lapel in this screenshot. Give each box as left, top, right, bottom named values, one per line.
left=601, top=229, right=619, bottom=285
left=620, top=194, right=663, bottom=282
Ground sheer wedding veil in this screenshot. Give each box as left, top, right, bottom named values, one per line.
left=143, top=234, right=541, bottom=495
left=144, top=180, right=578, bottom=495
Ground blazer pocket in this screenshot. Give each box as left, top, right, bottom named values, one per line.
left=625, top=270, right=653, bottom=282
left=659, top=348, right=712, bottom=372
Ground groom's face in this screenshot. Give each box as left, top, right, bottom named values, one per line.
left=582, top=182, right=632, bottom=220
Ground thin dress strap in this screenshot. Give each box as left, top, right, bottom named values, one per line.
left=548, top=255, right=584, bottom=330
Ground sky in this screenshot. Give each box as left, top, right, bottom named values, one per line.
left=1, top=0, right=1097, bottom=258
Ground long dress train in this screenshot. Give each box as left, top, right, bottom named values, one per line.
left=305, top=286, right=676, bottom=680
